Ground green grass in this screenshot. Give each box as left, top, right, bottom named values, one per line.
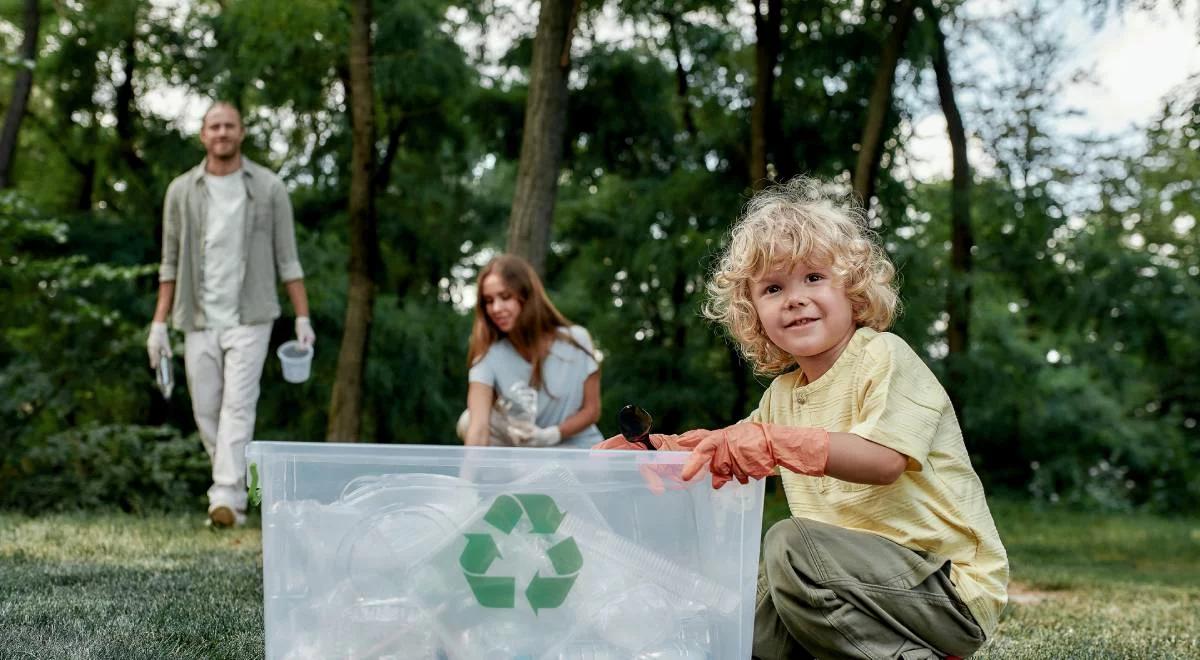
left=2, top=500, right=1199, bottom=659
left=763, top=494, right=1200, bottom=659
left=980, top=500, right=1200, bottom=659
left=0, top=513, right=264, bottom=659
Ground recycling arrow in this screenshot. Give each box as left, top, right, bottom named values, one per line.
left=546, top=537, right=582, bottom=574
left=525, top=572, right=577, bottom=613
left=514, top=494, right=565, bottom=533
left=483, top=494, right=524, bottom=534
left=459, top=493, right=584, bottom=612
left=459, top=533, right=502, bottom=573
left=465, top=574, right=515, bottom=608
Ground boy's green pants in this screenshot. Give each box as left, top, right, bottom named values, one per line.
left=754, top=517, right=986, bottom=659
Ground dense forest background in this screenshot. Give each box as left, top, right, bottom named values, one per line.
left=1, top=0, right=1196, bottom=514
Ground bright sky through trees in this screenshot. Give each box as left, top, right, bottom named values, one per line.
left=905, top=0, right=1199, bottom=182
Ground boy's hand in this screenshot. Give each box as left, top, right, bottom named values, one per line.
left=681, top=423, right=829, bottom=489
left=592, top=429, right=710, bottom=495
left=591, top=429, right=709, bottom=451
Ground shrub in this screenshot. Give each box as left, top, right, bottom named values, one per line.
left=0, top=424, right=210, bottom=513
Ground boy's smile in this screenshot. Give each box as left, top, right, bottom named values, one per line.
left=751, top=261, right=857, bottom=381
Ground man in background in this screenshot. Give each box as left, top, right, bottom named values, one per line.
left=147, top=102, right=315, bottom=527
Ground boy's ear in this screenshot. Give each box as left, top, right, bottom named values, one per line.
left=850, top=294, right=867, bottom=318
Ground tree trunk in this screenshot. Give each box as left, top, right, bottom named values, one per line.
left=505, top=0, right=578, bottom=275
left=662, top=10, right=696, bottom=137
left=749, top=0, right=782, bottom=191
left=734, top=0, right=782, bottom=414
left=75, top=158, right=96, bottom=211
left=931, top=6, right=973, bottom=422
left=852, top=0, right=916, bottom=211
left=114, top=31, right=146, bottom=173
left=0, top=0, right=41, bottom=189
left=327, top=0, right=379, bottom=442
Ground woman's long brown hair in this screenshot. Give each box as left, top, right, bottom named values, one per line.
left=467, top=254, right=591, bottom=390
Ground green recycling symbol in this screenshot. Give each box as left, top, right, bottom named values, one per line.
left=458, top=493, right=583, bottom=613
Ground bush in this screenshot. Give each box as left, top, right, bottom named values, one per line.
left=0, top=424, right=210, bottom=513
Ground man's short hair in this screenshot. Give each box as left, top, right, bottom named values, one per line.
left=202, top=101, right=242, bottom=126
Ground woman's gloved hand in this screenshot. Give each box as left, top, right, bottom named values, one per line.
left=511, top=424, right=561, bottom=447
left=681, top=423, right=829, bottom=489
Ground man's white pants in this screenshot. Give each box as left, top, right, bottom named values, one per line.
left=184, top=323, right=272, bottom=514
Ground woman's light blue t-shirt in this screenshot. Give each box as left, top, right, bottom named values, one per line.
left=468, top=325, right=603, bottom=448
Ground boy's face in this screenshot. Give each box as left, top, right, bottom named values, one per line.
left=750, top=259, right=857, bottom=381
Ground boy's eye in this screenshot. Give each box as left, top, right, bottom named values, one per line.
left=805, top=273, right=824, bottom=283
left=763, top=284, right=781, bottom=295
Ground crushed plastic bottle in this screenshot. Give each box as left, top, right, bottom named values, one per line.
left=156, top=353, right=173, bottom=400
left=504, top=382, right=539, bottom=426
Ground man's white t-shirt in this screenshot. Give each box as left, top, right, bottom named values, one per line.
left=202, top=170, right=247, bottom=329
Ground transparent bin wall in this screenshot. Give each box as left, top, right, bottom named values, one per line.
left=247, top=442, right=765, bottom=660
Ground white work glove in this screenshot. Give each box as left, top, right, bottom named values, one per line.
left=295, top=316, right=315, bottom=347
left=511, top=424, right=561, bottom=448
left=147, top=322, right=171, bottom=369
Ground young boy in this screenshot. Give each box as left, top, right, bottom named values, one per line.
left=599, top=178, right=1008, bottom=658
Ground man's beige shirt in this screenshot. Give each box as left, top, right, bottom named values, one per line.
left=750, top=327, right=1009, bottom=636
left=159, top=157, right=304, bottom=332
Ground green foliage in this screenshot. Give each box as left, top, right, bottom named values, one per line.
left=1, top=424, right=209, bottom=513
left=0, top=0, right=1195, bottom=516
left=0, top=196, right=206, bottom=513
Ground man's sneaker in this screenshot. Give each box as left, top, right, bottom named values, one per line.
left=209, top=505, right=237, bottom=528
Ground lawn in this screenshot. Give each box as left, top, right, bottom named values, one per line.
left=2, top=499, right=1198, bottom=659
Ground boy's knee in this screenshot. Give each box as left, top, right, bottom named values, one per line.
left=763, top=517, right=821, bottom=580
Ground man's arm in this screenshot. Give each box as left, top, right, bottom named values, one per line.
left=284, top=279, right=309, bottom=317
left=147, top=182, right=181, bottom=368
left=152, top=281, right=176, bottom=323
left=147, top=280, right=177, bottom=368
left=284, top=278, right=314, bottom=346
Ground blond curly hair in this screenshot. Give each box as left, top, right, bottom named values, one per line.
left=702, top=177, right=899, bottom=374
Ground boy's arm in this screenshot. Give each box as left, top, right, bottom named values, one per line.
left=824, top=431, right=908, bottom=485
left=680, top=423, right=907, bottom=489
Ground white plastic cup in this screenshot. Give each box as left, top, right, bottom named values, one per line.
left=277, top=340, right=314, bottom=383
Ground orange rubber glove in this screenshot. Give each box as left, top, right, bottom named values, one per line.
left=592, top=430, right=710, bottom=494
left=681, top=422, right=829, bottom=489
left=591, top=429, right=709, bottom=452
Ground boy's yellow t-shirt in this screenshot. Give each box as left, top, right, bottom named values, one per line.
left=749, top=327, right=1009, bottom=636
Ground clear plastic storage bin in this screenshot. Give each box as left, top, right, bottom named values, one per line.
left=247, top=441, right=765, bottom=660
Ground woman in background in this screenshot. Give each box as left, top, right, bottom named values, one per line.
left=457, top=254, right=602, bottom=448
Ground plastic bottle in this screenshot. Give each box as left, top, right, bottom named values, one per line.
left=505, top=382, right=538, bottom=426
left=156, top=353, right=173, bottom=400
